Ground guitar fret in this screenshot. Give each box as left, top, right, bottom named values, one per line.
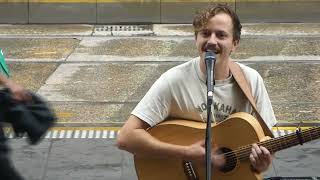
left=271, top=140, right=279, bottom=153
left=276, top=137, right=282, bottom=152
left=308, top=130, right=313, bottom=141
left=280, top=135, right=289, bottom=150
left=304, top=130, right=312, bottom=142
left=302, top=127, right=320, bottom=143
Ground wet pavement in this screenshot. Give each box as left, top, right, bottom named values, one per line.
left=0, top=24, right=320, bottom=179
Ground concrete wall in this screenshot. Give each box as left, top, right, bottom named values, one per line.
left=0, top=0, right=319, bottom=24
left=97, top=2, right=161, bottom=24
left=236, top=1, right=320, bottom=23
left=0, top=2, right=29, bottom=23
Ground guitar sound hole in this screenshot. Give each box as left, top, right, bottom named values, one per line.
left=218, top=147, right=237, bottom=173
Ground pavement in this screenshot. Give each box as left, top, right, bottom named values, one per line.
left=1, top=23, right=320, bottom=179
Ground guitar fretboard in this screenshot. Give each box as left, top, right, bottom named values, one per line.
left=234, top=127, right=320, bottom=161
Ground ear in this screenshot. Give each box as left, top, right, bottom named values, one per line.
left=231, top=39, right=239, bottom=52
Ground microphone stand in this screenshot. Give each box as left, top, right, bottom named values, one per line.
left=205, top=50, right=216, bottom=180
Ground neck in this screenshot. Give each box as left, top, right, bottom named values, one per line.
left=200, top=57, right=230, bottom=80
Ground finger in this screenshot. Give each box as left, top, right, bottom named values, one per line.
left=197, top=139, right=205, bottom=144
left=251, top=146, right=259, bottom=161
left=253, top=144, right=265, bottom=162
left=260, top=146, right=272, bottom=164
left=252, top=144, right=262, bottom=156
left=260, top=146, right=270, bottom=157
left=212, top=154, right=226, bottom=168
left=249, top=154, right=256, bottom=166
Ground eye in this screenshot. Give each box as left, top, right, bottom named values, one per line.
left=201, top=30, right=211, bottom=37
left=216, top=31, right=227, bottom=39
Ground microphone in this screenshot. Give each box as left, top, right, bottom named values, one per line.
left=205, top=50, right=216, bottom=99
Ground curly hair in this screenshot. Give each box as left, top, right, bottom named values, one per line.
left=193, top=3, right=242, bottom=41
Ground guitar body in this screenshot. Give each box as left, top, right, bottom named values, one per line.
left=134, top=112, right=267, bottom=180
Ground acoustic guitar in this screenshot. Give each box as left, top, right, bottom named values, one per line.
left=134, top=112, right=320, bottom=180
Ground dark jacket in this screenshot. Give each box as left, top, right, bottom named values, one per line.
left=0, top=88, right=57, bottom=180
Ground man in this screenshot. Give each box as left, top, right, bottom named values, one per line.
left=117, top=3, right=277, bottom=175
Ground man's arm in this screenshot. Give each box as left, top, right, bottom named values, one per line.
left=117, top=115, right=188, bottom=159
left=117, top=115, right=225, bottom=167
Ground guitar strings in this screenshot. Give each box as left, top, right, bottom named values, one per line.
left=221, top=137, right=303, bottom=169
left=214, top=127, right=320, bottom=169
left=223, top=127, right=319, bottom=160
left=222, top=128, right=319, bottom=168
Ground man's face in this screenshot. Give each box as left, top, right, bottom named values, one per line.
left=195, top=13, right=239, bottom=63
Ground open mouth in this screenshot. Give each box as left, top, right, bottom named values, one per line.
left=202, top=49, right=220, bottom=55
left=202, top=44, right=220, bottom=54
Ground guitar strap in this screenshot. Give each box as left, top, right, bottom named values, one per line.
left=229, top=61, right=274, bottom=138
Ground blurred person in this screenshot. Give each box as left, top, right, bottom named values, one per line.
left=0, top=53, right=56, bottom=180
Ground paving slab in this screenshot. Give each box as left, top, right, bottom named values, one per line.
left=69, top=37, right=194, bottom=60
left=242, top=23, right=320, bottom=36
left=44, top=139, right=123, bottom=180
left=7, top=62, right=59, bottom=92
left=153, top=23, right=320, bottom=36
left=0, top=38, right=80, bottom=61
left=251, top=62, right=320, bottom=103
left=10, top=139, right=51, bottom=180
left=119, top=151, right=138, bottom=180
left=37, top=63, right=174, bottom=102
left=273, top=102, right=320, bottom=122
left=0, top=24, right=94, bottom=36
left=235, top=37, right=320, bottom=60
left=270, top=140, right=320, bottom=177
left=153, top=24, right=194, bottom=36
left=52, top=102, right=136, bottom=125
left=248, top=62, right=320, bottom=122
left=66, top=37, right=320, bottom=62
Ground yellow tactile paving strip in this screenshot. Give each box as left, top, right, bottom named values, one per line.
left=3, top=126, right=318, bottom=139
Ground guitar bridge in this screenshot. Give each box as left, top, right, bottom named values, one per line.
left=182, top=161, right=199, bottom=180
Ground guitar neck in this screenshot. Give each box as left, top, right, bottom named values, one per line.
left=262, top=126, right=320, bottom=153
left=237, top=127, right=320, bottom=161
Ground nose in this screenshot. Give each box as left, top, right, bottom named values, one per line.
left=205, top=34, right=217, bottom=51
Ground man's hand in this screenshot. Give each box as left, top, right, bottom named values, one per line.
left=249, top=144, right=272, bottom=173
left=183, top=140, right=225, bottom=169
left=4, top=79, right=31, bottom=102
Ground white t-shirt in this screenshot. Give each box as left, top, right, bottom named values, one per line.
left=132, top=57, right=277, bottom=129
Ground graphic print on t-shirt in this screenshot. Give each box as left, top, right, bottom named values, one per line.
left=197, top=101, right=238, bottom=122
